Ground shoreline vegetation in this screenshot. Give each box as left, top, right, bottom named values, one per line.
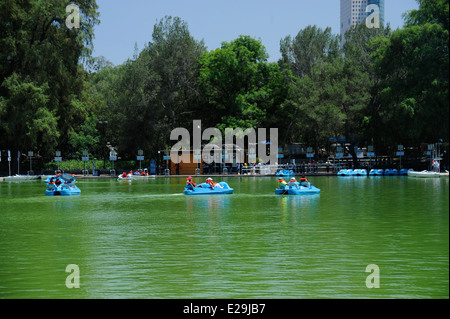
left=0, top=0, right=448, bottom=174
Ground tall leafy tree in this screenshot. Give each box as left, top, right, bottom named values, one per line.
left=81, top=61, right=124, bottom=161
left=0, top=0, right=99, bottom=158
left=0, top=73, right=58, bottom=153
left=144, top=16, right=206, bottom=132
left=198, top=35, right=284, bottom=132
left=87, top=16, right=206, bottom=159
left=278, top=25, right=341, bottom=147
left=280, top=23, right=391, bottom=165
left=109, top=52, right=159, bottom=157
left=342, top=23, right=391, bottom=154
left=279, top=25, right=340, bottom=77
left=371, top=0, right=449, bottom=147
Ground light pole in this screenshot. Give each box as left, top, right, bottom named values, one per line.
left=98, top=120, right=108, bottom=169
left=28, top=151, right=34, bottom=175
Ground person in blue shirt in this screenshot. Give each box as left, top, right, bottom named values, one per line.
left=186, top=176, right=197, bottom=190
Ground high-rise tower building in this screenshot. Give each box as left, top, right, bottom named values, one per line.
left=340, top=0, right=385, bottom=38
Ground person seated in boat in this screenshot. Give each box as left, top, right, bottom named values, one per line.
left=122, top=172, right=127, bottom=178
left=299, top=175, right=310, bottom=187
left=206, top=177, right=223, bottom=189
left=214, top=179, right=224, bottom=188
left=288, top=177, right=300, bottom=189
left=205, top=177, right=215, bottom=188
left=48, top=176, right=56, bottom=185
left=185, top=176, right=197, bottom=190
left=277, top=177, right=287, bottom=189
left=53, top=173, right=62, bottom=182
left=141, top=168, right=148, bottom=176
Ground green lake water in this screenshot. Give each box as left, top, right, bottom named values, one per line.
left=0, top=176, right=448, bottom=299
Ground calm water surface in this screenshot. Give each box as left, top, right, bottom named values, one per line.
left=0, top=176, right=448, bottom=299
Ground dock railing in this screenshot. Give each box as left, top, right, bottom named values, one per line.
left=240, top=164, right=279, bottom=175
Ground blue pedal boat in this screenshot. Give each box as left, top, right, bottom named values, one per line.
left=184, top=182, right=234, bottom=195
left=352, top=169, right=368, bottom=176
left=45, top=173, right=81, bottom=196
left=276, top=169, right=295, bottom=177
left=369, top=169, right=384, bottom=176
left=337, top=169, right=352, bottom=176
left=384, top=169, right=398, bottom=176
left=399, top=168, right=412, bottom=176
left=275, top=182, right=320, bottom=195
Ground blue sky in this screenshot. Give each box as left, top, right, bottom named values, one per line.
left=92, top=0, right=419, bottom=65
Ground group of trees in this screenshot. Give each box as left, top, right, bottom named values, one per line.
left=0, top=0, right=99, bottom=159
left=0, top=0, right=448, bottom=166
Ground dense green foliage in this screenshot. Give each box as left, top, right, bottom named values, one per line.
left=0, top=0, right=448, bottom=165
left=0, top=0, right=99, bottom=159
left=371, top=0, right=449, bottom=150
left=198, top=35, right=287, bottom=132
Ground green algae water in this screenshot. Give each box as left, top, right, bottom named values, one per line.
left=0, top=176, right=448, bottom=299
